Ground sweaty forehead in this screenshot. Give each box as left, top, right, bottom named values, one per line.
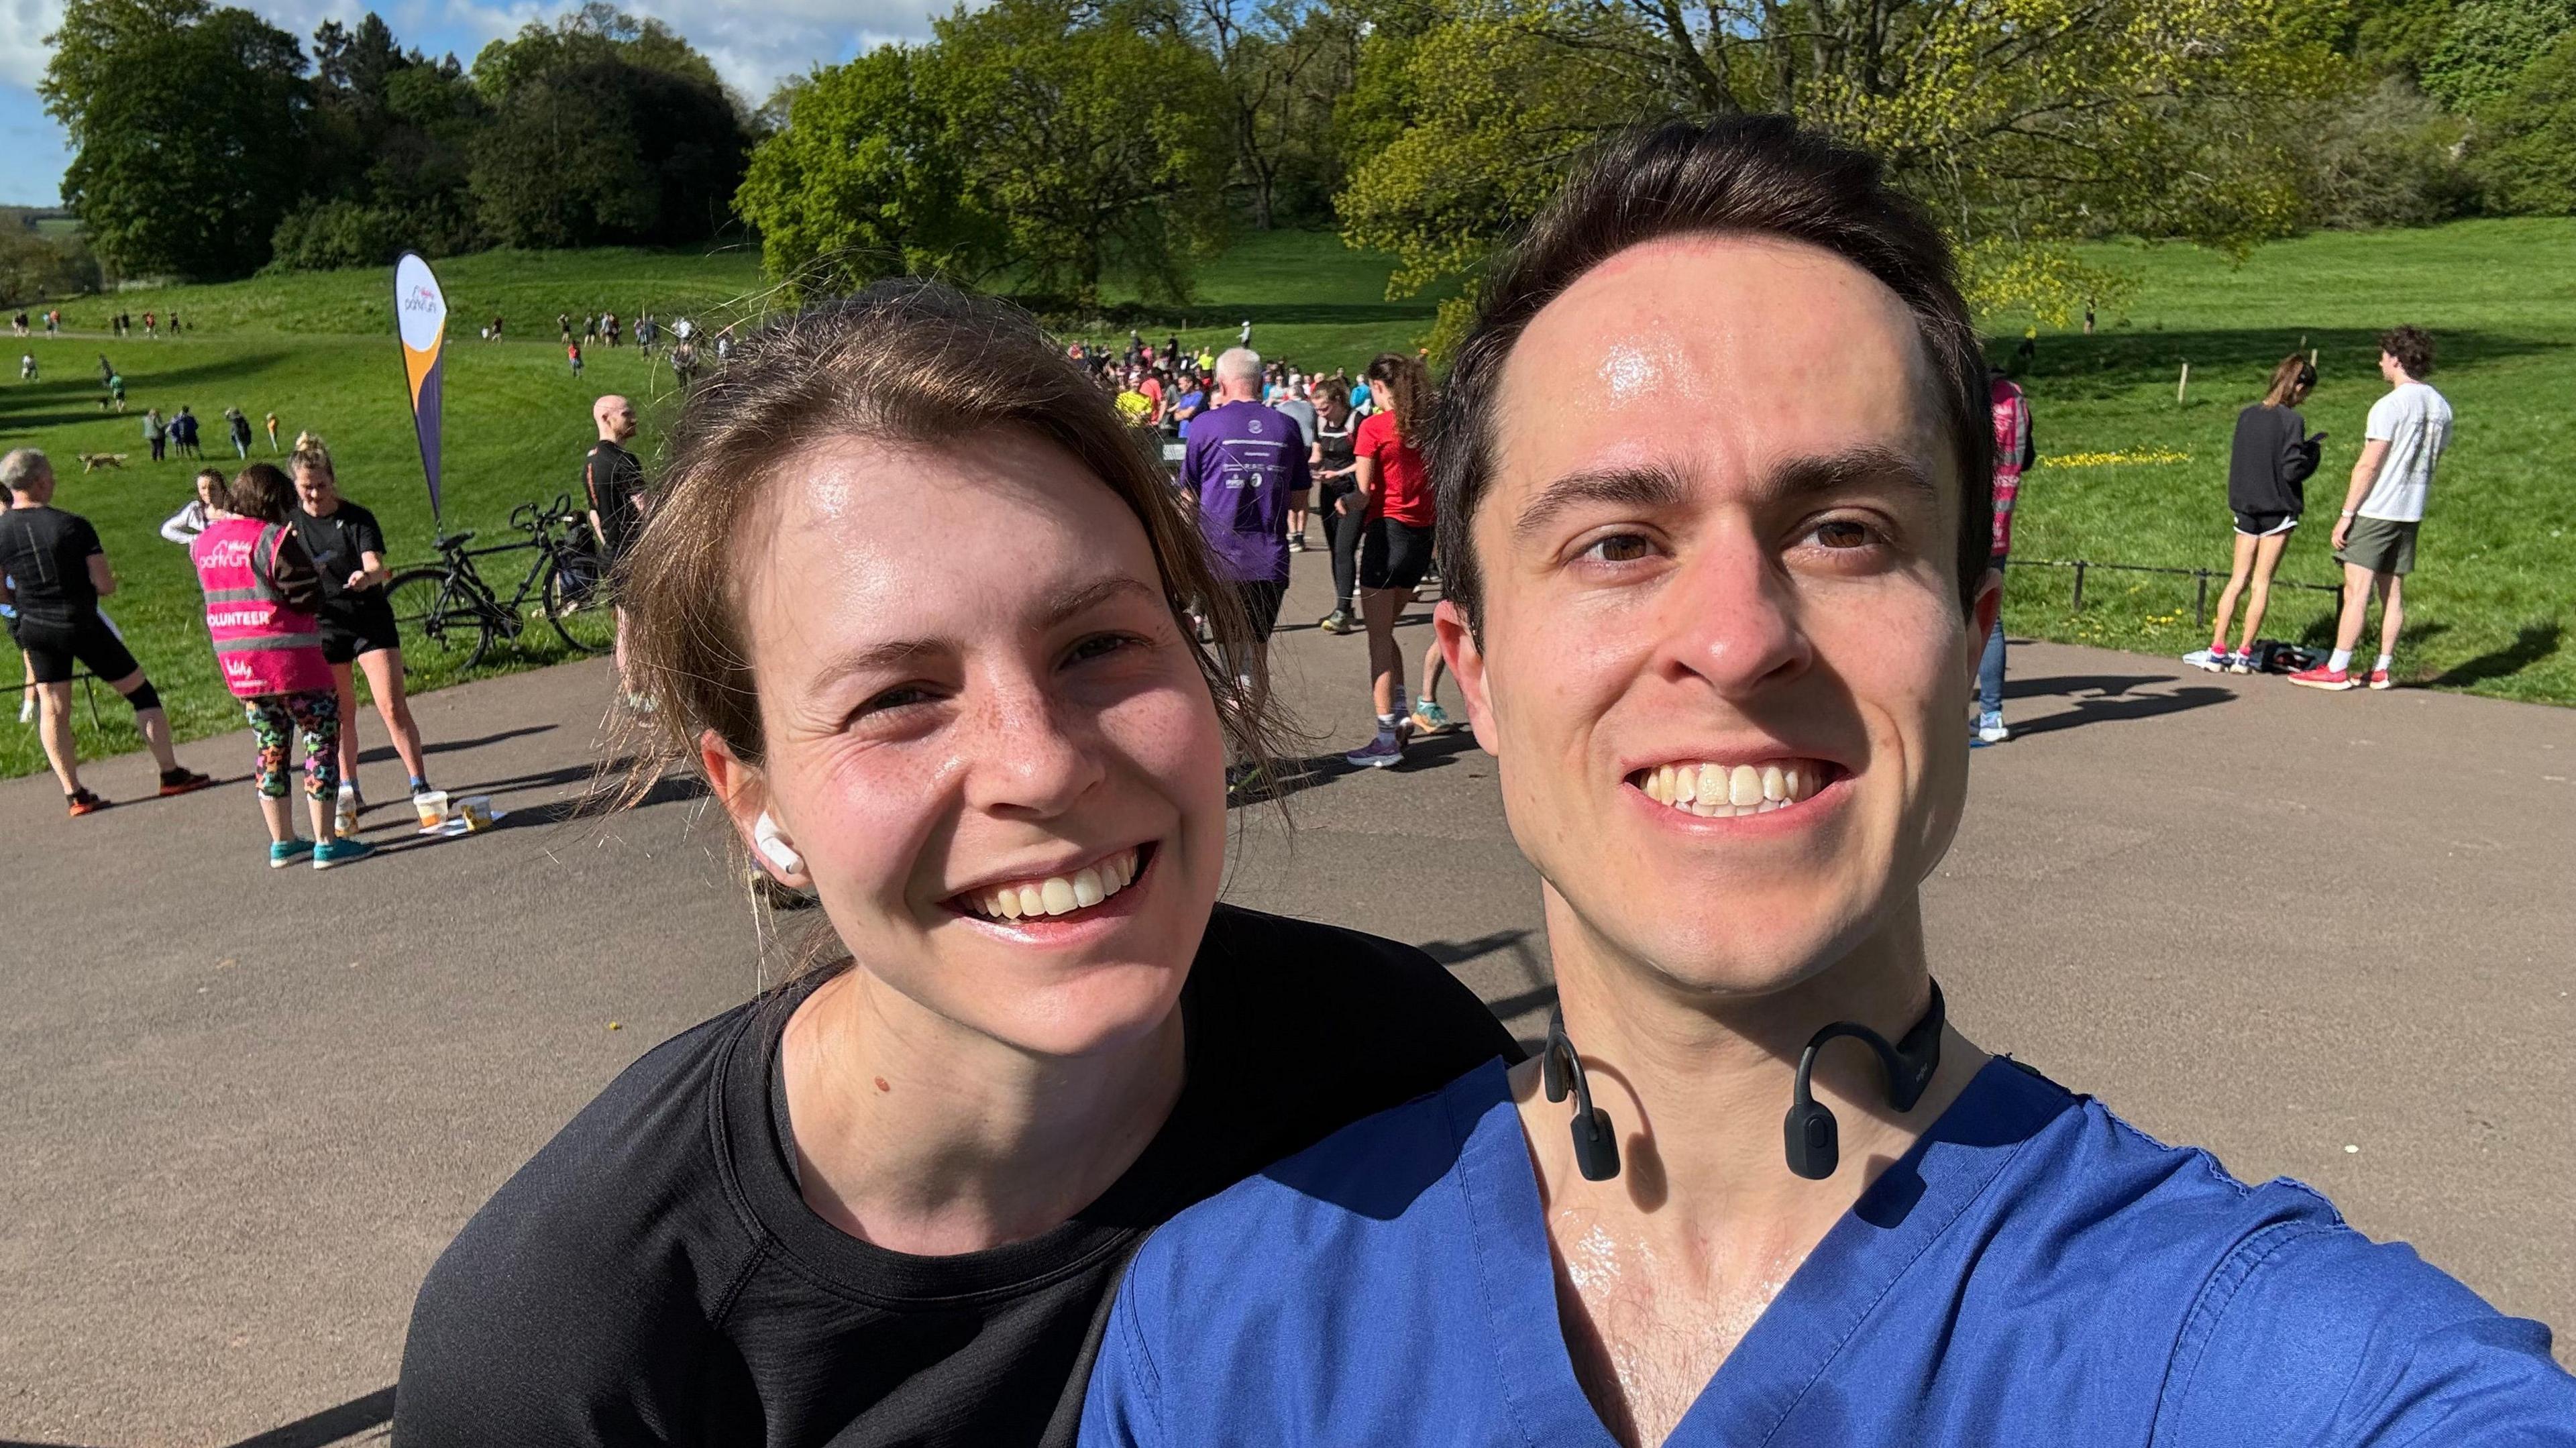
left=1491, top=234, right=1945, bottom=495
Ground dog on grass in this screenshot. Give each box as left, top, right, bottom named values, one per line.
left=78, top=453, right=127, bottom=473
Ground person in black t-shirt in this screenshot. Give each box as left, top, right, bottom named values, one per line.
left=291, top=442, right=432, bottom=808
left=0, top=449, right=211, bottom=814
left=395, top=283, right=1517, bottom=1447
left=584, top=394, right=648, bottom=704
left=583, top=394, right=647, bottom=561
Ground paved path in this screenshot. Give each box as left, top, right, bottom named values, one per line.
left=3, top=563, right=2571, bottom=1445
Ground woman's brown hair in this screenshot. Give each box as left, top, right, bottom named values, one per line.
left=227, top=462, right=297, bottom=523
left=2261, top=354, right=2316, bottom=408
left=613, top=278, right=1280, bottom=814
left=1362, top=351, right=1433, bottom=445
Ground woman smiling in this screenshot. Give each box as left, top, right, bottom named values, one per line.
left=391, top=281, right=1514, bottom=1447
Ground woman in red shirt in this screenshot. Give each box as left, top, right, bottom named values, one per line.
left=1344, top=351, right=1444, bottom=768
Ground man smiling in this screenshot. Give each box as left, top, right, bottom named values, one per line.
left=1081, top=119, right=2575, bottom=1447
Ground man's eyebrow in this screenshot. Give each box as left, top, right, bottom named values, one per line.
left=1513, top=462, right=1690, bottom=541
left=1769, top=445, right=1937, bottom=502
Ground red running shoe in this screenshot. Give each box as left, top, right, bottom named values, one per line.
left=2367, top=669, right=2394, bottom=691
left=2287, top=664, right=2357, bottom=691
left=66, top=787, right=108, bottom=817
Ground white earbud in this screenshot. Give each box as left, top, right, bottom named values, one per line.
left=752, top=810, right=804, bottom=877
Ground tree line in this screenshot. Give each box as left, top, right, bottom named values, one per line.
left=28, top=0, right=2576, bottom=321
left=38, top=0, right=753, bottom=282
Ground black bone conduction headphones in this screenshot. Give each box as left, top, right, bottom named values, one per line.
left=1544, top=980, right=1945, bottom=1182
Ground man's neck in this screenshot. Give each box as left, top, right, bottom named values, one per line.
left=1511, top=885, right=1988, bottom=1445
left=780, top=964, right=1186, bottom=1257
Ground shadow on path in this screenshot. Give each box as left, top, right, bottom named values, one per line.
left=2002, top=673, right=2235, bottom=738
left=1253, top=729, right=1483, bottom=804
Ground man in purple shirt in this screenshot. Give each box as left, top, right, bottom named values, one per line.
left=1181, top=347, right=1307, bottom=655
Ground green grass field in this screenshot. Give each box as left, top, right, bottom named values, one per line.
left=3, top=220, right=2566, bottom=781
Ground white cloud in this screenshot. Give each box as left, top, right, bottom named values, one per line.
left=0, top=0, right=64, bottom=90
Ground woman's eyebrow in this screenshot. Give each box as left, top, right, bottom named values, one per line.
left=808, top=577, right=1163, bottom=685
left=1037, top=574, right=1163, bottom=626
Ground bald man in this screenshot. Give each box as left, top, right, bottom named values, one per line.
left=582, top=394, right=645, bottom=562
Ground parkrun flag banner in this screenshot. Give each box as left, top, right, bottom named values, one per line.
left=393, top=252, right=448, bottom=520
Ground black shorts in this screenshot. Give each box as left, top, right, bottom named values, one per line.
left=2232, top=510, right=2298, bottom=538
left=1359, top=518, right=1434, bottom=592
left=1231, top=579, right=1287, bottom=643
left=11, top=611, right=139, bottom=685
left=320, top=598, right=401, bottom=665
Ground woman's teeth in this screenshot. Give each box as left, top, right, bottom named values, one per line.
left=966, top=848, right=1142, bottom=921
left=1638, top=761, right=1824, bottom=817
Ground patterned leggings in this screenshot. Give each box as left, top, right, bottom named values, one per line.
left=244, top=690, right=341, bottom=799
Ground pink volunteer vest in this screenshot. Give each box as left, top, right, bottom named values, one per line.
left=1988, top=376, right=2030, bottom=557
left=190, top=516, right=333, bottom=698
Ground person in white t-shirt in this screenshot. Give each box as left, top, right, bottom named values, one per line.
left=2290, top=327, right=2451, bottom=692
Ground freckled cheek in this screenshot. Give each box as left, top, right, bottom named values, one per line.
left=793, top=748, right=950, bottom=910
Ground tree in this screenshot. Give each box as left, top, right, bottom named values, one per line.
left=42, top=0, right=310, bottom=278
left=924, top=0, right=1235, bottom=306
left=468, top=5, right=751, bottom=249
left=1156, top=0, right=1364, bottom=228
left=2469, top=29, right=2576, bottom=211
left=2420, top=0, right=2576, bottom=108
left=734, top=48, right=997, bottom=298
left=1335, top=0, right=2349, bottom=341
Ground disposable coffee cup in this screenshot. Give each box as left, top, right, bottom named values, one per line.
left=456, top=795, right=494, bottom=832
left=413, top=790, right=449, bottom=831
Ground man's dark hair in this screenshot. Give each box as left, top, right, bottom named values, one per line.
left=1430, top=117, right=1994, bottom=628
left=2379, top=325, right=2434, bottom=379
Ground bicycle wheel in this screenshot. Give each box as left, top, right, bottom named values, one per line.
left=387, top=567, right=496, bottom=671
left=541, top=551, right=618, bottom=656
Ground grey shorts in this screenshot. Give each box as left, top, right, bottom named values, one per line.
left=2336, top=516, right=2419, bottom=577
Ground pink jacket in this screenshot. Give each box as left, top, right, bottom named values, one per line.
left=191, top=516, right=333, bottom=698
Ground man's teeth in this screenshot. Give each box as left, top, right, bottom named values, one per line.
left=1638, top=761, right=1822, bottom=817
left=969, top=848, right=1142, bottom=921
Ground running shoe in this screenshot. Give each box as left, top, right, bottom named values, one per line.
left=2183, top=648, right=2230, bottom=673
left=1409, top=700, right=1456, bottom=735
left=1343, top=732, right=1405, bottom=769
left=313, top=836, right=377, bottom=870
left=270, top=838, right=315, bottom=869
left=2367, top=668, right=2394, bottom=691
left=1288, top=536, right=1307, bottom=553
left=407, top=775, right=430, bottom=795
left=2286, top=663, right=2357, bottom=691
left=158, top=767, right=214, bottom=797
left=1316, top=608, right=1356, bottom=635
left=66, top=787, right=107, bottom=817
left=1973, top=712, right=2010, bottom=747
left=2229, top=651, right=2257, bottom=675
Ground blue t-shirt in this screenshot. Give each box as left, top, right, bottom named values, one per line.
left=1085, top=1056, right=2575, bottom=1446
left=1179, top=400, right=1307, bottom=584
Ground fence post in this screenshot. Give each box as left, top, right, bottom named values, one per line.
left=2194, top=569, right=2210, bottom=628
left=2176, top=362, right=2189, bottom=404
left=2072, top=561, right=2088, bottom=610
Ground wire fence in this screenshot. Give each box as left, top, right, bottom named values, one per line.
left=2006, top=557, right=2343, bottom=629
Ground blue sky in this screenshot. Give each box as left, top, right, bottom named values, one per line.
left=0, top=0, right=943, bottom=205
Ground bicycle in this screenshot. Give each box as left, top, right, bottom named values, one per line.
left=384, top=495, right=616, bottom=670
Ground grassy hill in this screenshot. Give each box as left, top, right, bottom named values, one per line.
left=3, top=220, right=2567, bottom=781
